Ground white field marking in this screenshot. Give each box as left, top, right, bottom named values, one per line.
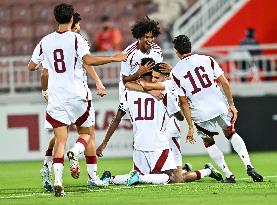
left=0, top=175, right=276, bottom=199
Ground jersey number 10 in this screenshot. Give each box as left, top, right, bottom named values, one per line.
left=134, top=98, right=155, bottom=121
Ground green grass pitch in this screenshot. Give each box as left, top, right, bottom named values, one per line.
left=0, top=151, right=276, bottom=205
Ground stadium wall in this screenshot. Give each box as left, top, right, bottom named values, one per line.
left=0, top=99, right=231, bottom=161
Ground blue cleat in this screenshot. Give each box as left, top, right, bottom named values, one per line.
left=100, top=171, right=111, bottom=185
left=127, top=171, right=140, bottom=186
left=40, top=166, right=53, bottom=192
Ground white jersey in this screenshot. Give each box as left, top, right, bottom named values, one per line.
left=31, top=31, right=91, bottom=105
left=171, top=54, right=228, bottom=123
left=119, top=41, right=163, bottom=100
left=119, top=89, right=180, bottom=151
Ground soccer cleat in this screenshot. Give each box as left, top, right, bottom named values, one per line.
left=87, top=176, right=107, bottom=188
left=67, top=150, right=80, bottom=179
left=100, top=171, right=112, bottom=185
left=40, top=166, right=54, bottom=192
left=205, top=163, right=223, bottom=182
left=182, top=163, right=192, bottom=172
left=247, top=165, right=263, bottom=182
left=127, top=171, right=140, bottom=186
left=54, top=184, right=66, bottom=197
left=224, top=175, right=236, bottom=183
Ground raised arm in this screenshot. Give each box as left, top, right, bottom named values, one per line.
left=83, top=52, right=127, bottom=66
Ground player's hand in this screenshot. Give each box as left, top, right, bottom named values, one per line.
left=230, top=105, right=238, bottom=123
left=148, top=89, right=164, bottom=100
left=138, top=61, right=154, bottom=75
left=158, top=63, right=172, bottom=74
left=96, top=143, right=107, bottom=157
left=113, top=52, right=127, bottom=62
left=96, top=81, right=106, bottom=97
left=186, top=127, right=196, bottom=144
left=44, top=95, right=48, bottom=101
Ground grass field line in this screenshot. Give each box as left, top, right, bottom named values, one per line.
left=1, top=175, right=276, bottom=199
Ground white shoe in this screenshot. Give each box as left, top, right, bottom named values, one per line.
left=87, top=177, right=107, bottom=187
left=67, top=150, right=80, bottom=179
left=40, top=166, right=53, bottom=192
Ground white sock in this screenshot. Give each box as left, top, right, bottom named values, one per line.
left=87, top=164, right=97, bottom=181
left=198, top=168, right=211, bottom=178
left=207, top=144, right=233, bottom=178
left=139, top=174, right=169, bottom=184
left=71, top=142, right=86, bottom=156
left=111, top=174, right=129, bottom=185
left=230, top=133, right=253, bottom=169
left=53, top=163, right=64, bottom=185
left=44, top=156, right=53, bottom=170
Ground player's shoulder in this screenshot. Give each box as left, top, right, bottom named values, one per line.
left=151, top=43, right=162, bottom=51
left=124, top=41, right=139, bottom=57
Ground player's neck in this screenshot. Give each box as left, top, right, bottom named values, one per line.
left=181, top=53, right=192, bottom=59
left=57, top=24, right=71, bottom=33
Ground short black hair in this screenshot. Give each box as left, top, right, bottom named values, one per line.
left=54, top=3, right=74, bottom=24
left=71, top=12, right=81, bottom=29
left=173, top=35, right=192, bottom=55
left=140, top=57, right=155, bottom=77
left=100, top=15, right=110, bottom=22
left=153, top=63, right=164, bottom=74
left=131, top=16, right=161, bottom=39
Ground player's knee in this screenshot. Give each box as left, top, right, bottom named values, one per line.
left=223, top=127, right=236, bottom=140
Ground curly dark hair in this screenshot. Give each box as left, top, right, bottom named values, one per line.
left=131, top=16, right=161, bottom=39
left=71, top=12, right=82, bottom=29
left=54, top=3, right=74, bottom=24
left=173, top=35, right=192, bottom=55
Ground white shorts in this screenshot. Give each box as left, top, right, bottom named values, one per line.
left=196, top=113, right=233, bottom=139
left=46, top=100, right=95, bottom=128
left=133, top=149, right=176, bottom=175
left=168, top=137, right=182, bottom=167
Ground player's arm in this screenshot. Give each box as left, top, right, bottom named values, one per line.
left=28, top=61, right=41, bottom=71
left=138, top=79, right=165, bottom=91
left=125, top=81, right=145, bottom=92
left=122, top=62, right=154, bottom=84
left=83, top=52, right=127, bottom=66
left=96, top=109, right=126, bottom=157
left=217, top=74, right=238, bottom=123
left=179, top=96, right=195, bottom=144
left=83, top=63, right=106, bottom=97
left=40, top=68, right=48, bottom=101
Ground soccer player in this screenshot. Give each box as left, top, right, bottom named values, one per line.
left=100, top=64, right=223, bottom=186
left=39, top=12, right=106, bottom=192
left=28, top=3, right=127, bottom=197
left=170, top=35, right=263, bottom=183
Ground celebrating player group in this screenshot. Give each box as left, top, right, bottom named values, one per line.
left=28, top=3, right=263, bottom=197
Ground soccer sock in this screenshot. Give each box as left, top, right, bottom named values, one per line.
left=206, top=144, right=233, bottom=178
left=71, top=138, right=87, bottom=156
left=111, top=174, right=129, bottom=185
left=53, top=158, right=64, bottom=186
left=197, top=169, right=211, bottom=178
left=139, top=174, right=170, bottom=184
left=86, top=156, right=97, bottom=181
left=43, top=148, right=53, bottom=170
left=230, top=133, right=253, bottom=169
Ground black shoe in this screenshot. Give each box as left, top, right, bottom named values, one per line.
left=204, top=163, right=223, bottom=182
left=224, top=175, right=236, bottom=183
left=182, top=163, right=192, bottom=172
left=247, top=165, right=263, bottom=182
left=100, top=170, right=112, bottom=184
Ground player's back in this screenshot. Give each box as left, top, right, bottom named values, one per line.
left=40, top=31, right=90, bottom=104
left=125, top=90, right=170, bottom=151
left=172, top=54, right=228, bottom=123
